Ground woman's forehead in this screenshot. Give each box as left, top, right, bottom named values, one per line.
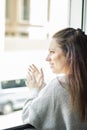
left=49, top=39, right=60, bottom=49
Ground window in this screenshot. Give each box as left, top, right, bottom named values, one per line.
left=5, top=0, right=9, bottom=19
left=5, top=0, right=69, bottom=38
left=23, top=0, right=29, bottom=20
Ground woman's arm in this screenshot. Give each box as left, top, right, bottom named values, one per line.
left=22, top=64, right=46, bottom=123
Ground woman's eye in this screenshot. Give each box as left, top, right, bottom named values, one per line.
left=50, top=51, right=55, bottom=53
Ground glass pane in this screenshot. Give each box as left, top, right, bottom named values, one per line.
left=23, top=0, right=29, bottom=20
left=30, top=0, right=48, bottom=25
left=5, top=0, right=9, bottom=19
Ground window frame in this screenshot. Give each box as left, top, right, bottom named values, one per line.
left=82, top=0, right=87, bottom=33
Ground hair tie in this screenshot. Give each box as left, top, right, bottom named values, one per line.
left=76, top=28, right=85, bottom=35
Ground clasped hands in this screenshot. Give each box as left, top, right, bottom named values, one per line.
left=26, top=64, right=44, bottom=90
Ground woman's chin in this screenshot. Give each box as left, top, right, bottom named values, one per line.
left=51, top=69, right=61, bottom=74
left=51, top=69, right=57, bottom=74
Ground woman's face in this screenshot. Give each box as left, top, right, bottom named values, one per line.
left=46, top=38, right=67, bottom=74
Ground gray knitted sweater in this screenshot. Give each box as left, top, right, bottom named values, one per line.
left=22, top=75, right=87, bottom=130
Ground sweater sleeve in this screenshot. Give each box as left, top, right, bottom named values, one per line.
left=22, top=81, right=47, bottom=121
left=22, top=80, right=54, bottom=129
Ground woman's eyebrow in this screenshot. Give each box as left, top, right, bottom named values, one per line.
left=49, top=48, right=55, bottom=51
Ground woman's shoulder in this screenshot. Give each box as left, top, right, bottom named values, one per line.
left=40, top=74, right=67, bottom=95
left=49, top=74, right=67, bottom=87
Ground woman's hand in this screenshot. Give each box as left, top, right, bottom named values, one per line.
left=26, top=64, right=44, bottom=90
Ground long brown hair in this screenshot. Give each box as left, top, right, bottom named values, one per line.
left=53, top=28, right=87, bottom=121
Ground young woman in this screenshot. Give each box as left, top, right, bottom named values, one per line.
left=22, top=28, right=87, bottom=130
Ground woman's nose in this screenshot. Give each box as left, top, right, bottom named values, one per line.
left=45, top=55, right=50, bottom=61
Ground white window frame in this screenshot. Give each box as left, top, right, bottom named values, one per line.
left=82, top=0, right=87, bottom=34
left=69, top=0, right=83, bottom=29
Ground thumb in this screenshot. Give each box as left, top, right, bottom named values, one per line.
left=40, top=68, right=44, bottom=76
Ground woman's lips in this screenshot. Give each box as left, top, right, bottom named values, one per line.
left=49, top=64, right=54, bottom=68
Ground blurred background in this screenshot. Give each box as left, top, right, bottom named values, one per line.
left=0, top=0, right=87, bottom=129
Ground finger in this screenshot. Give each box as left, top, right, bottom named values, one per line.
left=32, top=64, right=39, bottom=72
left=28, top=67, right=36, bottom=77
left=40, top=68, right=44, bottom=77
left=28, top=65, right=37, bottom=73
left=28, top=68, right=33, bottom=74
left=27, top=71, right=32, bottom=81
left=38, top=75, right=44, bottom=88
left=28, top=65, right=34, bottom=72
left=38, top=75, right=43, bottom=83
left=38, top=69, right=44, bottom=81
left=25, top=80, right=29, bottom=86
